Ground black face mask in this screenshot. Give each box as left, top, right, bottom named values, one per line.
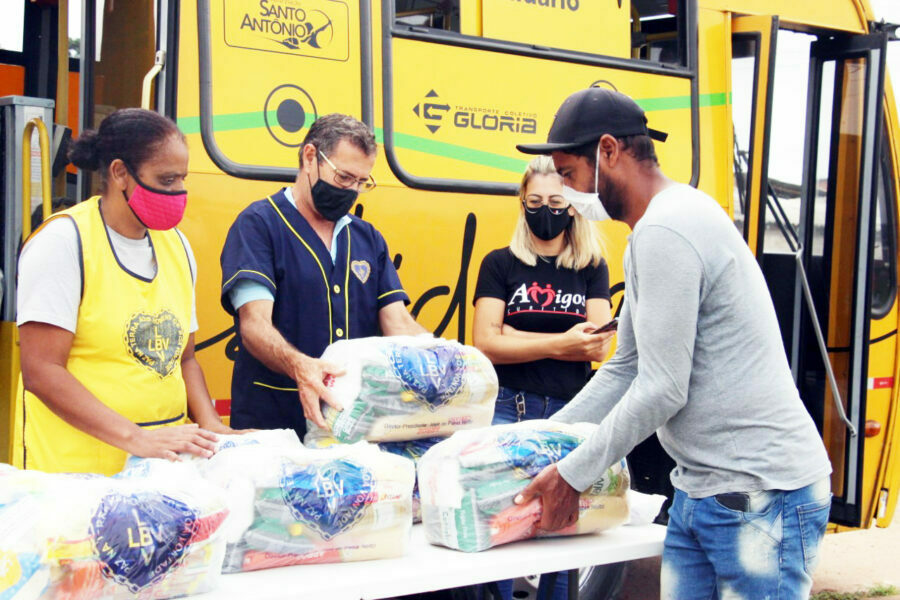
left=525, top=205, right=572, bottom=241
left=308, top=173, right=358, bottom=221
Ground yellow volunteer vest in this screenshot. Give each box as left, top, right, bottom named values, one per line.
left=12, top=197, right=192, bottom=475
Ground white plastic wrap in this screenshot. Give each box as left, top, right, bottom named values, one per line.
left=418, top=421, right=630, bottom=552
left=302, top=434, right=442, bottom=524
left=198, top=439, right=416, bottom=572
left=0, top=462, right=228, bottom=600
left=311, top=336, right=498, bottom=443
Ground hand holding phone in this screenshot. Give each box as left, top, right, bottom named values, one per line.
left=592, top=318, right=618, bottom=334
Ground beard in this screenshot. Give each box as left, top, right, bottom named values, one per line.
left=594, top=171, right=627, bottom=221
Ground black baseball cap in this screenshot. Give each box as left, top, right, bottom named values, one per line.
left=516, top=87, right=668, bottom=155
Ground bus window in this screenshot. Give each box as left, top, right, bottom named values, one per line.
left=801, top=50, right=872, bottom=508
left=395, top=0, right=460, bottom=31
left=393, top=1, right=686, bottom=65
left=731, top=35, right=758, bottom=235
left=0, top=2, right=25, bottom=52
left=871, top=133, right=898, bottom=318
left=386, top=0, right=696, bottom=191
left=481, top=1, right=631, bottom=58
left=194, top=0, right=361, bottom=179
left=761, top=30, right=823, bottom=256
left=631, top=0, right=686, bottom=66
left=84, top=0, right=159, bottom=194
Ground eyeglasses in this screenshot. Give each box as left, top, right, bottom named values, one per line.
left=318, top=150, right=377, bottom=193
left=523, top=194, right=569, bottom=214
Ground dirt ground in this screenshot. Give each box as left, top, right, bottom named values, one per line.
left=809, top=518, right=899, bottom=598
left=618, top=517, right=899, bottom=599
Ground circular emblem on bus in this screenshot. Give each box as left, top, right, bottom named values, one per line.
left=264, top=84, right=318, bottom=147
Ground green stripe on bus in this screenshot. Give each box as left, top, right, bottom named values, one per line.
left=178, top=92, right=728, bottom=135
left=635, top=92, right=728, bottom=111
left=391, top=132, right=528, bottom=173
left=178, top=111, right=281, bottom=134
left=177, top=92, right=727, bottom=173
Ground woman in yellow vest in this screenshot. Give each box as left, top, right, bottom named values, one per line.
left=14, top=108, right=239, bottom=476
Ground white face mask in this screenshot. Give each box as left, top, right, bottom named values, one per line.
left=560, top=142, right=610, bottom=222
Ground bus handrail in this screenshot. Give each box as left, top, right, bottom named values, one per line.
left=141, top=50, right=166, bottom=110
left=793, top=247, right=857, bottom=438
left=21, top=117, right=53, bottom=240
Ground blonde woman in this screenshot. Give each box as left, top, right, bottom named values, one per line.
left=474, top=153, right=615, bottom=414
left=472, top=155, right=615, bottom=599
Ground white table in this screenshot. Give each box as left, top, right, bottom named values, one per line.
left=194, top=523, right=667, bottom=600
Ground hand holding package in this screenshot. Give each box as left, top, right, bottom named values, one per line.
left=417, top=421, right=630, bottom=552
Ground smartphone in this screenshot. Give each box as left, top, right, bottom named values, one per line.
left=592, top=318, right=618, bottom=334
left=715, top=492, right=750, bottom=512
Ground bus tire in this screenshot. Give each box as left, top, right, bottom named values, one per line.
left=512, top=562, right=627, bottom=600
left=577, top=563, right=628, bottom=600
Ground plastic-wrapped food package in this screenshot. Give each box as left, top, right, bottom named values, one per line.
left=311, top=336, right=498, bottom=443
left=210, top=429, right=302, bottom=454
left=378, top=438, right=443, bottom=523
left=0, top=462, right=228, bottom=600
left=418, top=421, right=630, bottom=552
left=198, top=440, right=416, bottom=573
left=303, top=432, right=442, bottom=524
left=0, top=466, right=50, bottom=600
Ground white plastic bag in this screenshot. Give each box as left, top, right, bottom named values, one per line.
left=0, top=467, right=50, bottom=600
left=0, top=462, right=228, bottom=600
left=312, top=335, right=498, bottom=443
left=199, top=440, right=416, bottom=572
left=418, top=421, right=630, bottom=552
left=303, top=434, right=441, bottom=524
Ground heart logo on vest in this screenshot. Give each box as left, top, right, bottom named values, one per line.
left=90, top=492, right=197, bottom=593
left=350, top=260, right=371, bottom=284
left=125, top=310, right=185, bottom=378
left=389, top=345, right=465, bottom=411
left=497, top=431, right=581, bottom=478
left=280, top=459, right=375, bottom=541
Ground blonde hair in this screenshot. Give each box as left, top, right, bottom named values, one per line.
left=509, top=155, right=605, bottom=270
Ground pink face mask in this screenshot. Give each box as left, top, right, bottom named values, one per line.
left=123, top=167, right=187, bottom=230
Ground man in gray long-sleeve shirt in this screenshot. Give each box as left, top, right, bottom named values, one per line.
left=516, top=88, right=832, bottom=600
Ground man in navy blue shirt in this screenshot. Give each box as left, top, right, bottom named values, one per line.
left=220, top=113, right=427, bottom=439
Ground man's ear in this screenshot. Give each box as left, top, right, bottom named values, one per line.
left=108, top=159, right=129, bottom=191
left=597, top=134, right=620, bottom=167
left=300, top=143, right=317, bottom=173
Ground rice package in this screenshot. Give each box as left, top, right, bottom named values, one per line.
left=314, top=335, right=498, bottom=443
left=198, top=438, right=416, bottom=572
left=418, top=421, right=630, bottom=552
left=0, top=461, right=228, bottom=600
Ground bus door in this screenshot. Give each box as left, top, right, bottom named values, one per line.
left=732, top=20, right=899, bottom=528
left=730, top=15, right=778, bottom=258
left=794, top=29, right=898, bottom=528
left=76, top=0, right=176, bottom=196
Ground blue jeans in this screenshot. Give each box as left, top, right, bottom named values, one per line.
left=661, top=478, right=832, bottom=599
left=492, top=386, right=568, bottom=425
left=488, top=386, right=570, bottom=600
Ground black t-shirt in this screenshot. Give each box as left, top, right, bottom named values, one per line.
left=473, top=247, right=611, bottom=401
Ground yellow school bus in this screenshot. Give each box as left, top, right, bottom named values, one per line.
left=1, top=0, right=898, bottom=553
